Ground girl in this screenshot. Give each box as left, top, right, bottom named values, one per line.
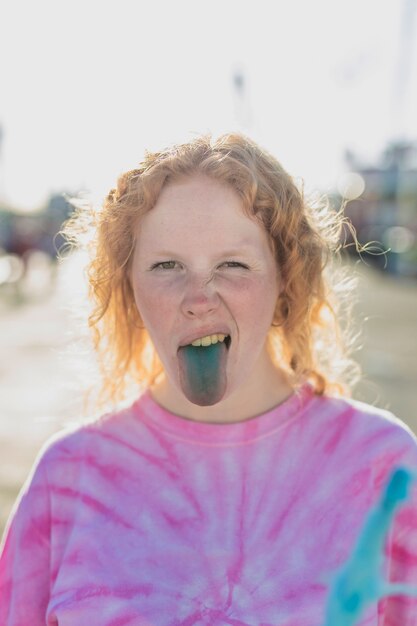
left=1, top=132, right=416, bottom=625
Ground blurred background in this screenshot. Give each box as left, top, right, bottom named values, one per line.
left=1, top=0, right=417, bottom=533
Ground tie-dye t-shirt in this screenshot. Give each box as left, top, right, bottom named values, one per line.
left=1, top=382, right=417, bottom=625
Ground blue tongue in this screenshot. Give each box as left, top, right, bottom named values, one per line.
left=177, top=341, right=228, bottom=406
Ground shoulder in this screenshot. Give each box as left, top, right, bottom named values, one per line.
left=311, top=391, right=415, bottom=435
left=299, top=391, right=417, bottom=502
left=307, top=390, right=417, bottom=464
left=31, top=397, right=144, bottom=482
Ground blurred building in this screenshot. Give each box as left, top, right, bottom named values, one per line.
left=0, top=193, right=74, bottom=261
left=338, top=140, right=417, bottom=277
left=0, top=193, right=75, bottom=293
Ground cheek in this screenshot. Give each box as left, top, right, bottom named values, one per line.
left=133, top=281, right=175, bottom=328
left=227, top=275, right=278, bottom=316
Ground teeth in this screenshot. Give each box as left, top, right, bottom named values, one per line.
left=191, top=333, right=227, bottom=347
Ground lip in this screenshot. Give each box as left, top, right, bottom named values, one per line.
left=177, top=327, right=232, bottom=349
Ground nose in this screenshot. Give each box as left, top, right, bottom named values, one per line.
left=180, top=272, right=221, bottom=319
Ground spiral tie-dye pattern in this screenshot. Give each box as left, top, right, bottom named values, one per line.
left=1, top=383, right=417, bottom=624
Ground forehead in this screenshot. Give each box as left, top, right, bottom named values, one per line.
left=136, top=174, right=270, bottom=248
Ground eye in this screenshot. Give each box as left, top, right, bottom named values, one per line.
left=150, top=261, right=179, bottom=270
left=221, top=261, right=249, bottom=269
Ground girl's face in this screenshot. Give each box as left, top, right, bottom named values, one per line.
left=130, top=174, right=281, bottom=407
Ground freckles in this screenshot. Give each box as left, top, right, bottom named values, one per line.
left=238, top=278, right=278, bottom=315
left=141, top=290, right=169, bottom=315
left=227, top=274, right=273, bottom=298
left=135, top=280, right=178, bottom=322
left=220, top=274, right=253, bottom=291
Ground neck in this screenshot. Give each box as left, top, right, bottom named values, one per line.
left=150, top=355, right=294, bottom=425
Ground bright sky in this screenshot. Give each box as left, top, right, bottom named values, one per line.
left=0, top=0, right=416, bottom=210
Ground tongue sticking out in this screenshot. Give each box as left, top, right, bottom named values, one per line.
left=177, top=340, right=229, bottom=406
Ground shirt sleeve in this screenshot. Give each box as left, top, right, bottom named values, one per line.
left=0, top=453, right=52, bottom=626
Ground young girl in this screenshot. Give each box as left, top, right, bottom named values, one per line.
left=1, top=132, right=416, bottom=625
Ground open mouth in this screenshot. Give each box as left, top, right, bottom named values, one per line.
left=186, top=334, right=231, bottom=349
left=176, top=333, right=231, bottom=406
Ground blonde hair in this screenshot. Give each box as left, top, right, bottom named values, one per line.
left=62, top=132, right=361, bottom=410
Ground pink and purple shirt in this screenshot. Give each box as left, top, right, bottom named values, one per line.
left=1, top=383, right=417, bottom=625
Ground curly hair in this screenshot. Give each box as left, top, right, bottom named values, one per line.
left=62, top=132, right=361, bottom=410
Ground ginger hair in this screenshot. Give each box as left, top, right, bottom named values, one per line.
left=62, top=132, right=361, bottom=410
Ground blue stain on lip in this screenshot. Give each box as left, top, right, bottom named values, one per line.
left=178, top=340, right=229, bottom=406
left=323, top=466, right=417, bottom=626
